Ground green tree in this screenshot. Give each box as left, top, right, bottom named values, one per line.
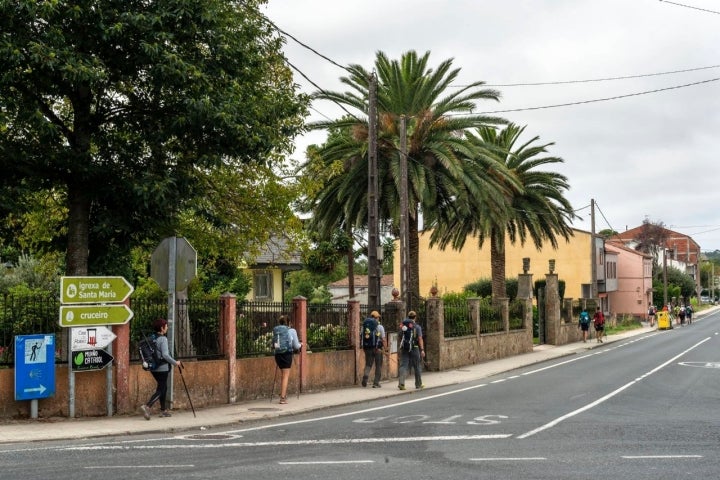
left=302, top=50, right=511, bottom=308
left=430, top=123, right=576, bottom=299
left=0, top=0, right=307, bottom=275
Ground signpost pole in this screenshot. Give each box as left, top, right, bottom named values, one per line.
left=167, top=236, right=177, bottom=405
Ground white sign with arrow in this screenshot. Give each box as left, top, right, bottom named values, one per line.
left=71, top=326, right=117, bottom=351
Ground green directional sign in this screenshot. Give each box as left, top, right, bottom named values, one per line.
left=72, top=349, right=114, bottom=371
left=59, top=304, right=134, bottom=327
left=60, top=276, right=134, bottom=304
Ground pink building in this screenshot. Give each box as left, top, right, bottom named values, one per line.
left=605, top=240, right=654, bottom=319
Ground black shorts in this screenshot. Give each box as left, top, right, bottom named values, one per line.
left=594, top=324, right=604, bottom=331
left=580, top=323, right=589, bottom=331
left=275, top=351, right=293, bottom=369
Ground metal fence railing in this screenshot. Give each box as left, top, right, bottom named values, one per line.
left=444, top=300, right=472, bottom=338
left=478, top=298, right=503, bottom=334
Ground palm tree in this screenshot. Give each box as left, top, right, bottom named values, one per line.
left=301, top=50, right=514, bottom=308
left=429, top=123, right=577, bottom=300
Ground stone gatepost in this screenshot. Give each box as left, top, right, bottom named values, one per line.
left=544, top=263, right=561, bottom=345
left=518, top=259, right=534, bottom=333
left=425, top=296, right=442, bottom=371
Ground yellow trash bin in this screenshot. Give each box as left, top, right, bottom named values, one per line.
left=657, top=310, right=671, bottom=330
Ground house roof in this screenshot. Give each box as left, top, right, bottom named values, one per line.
left=247, top=235, right=303, bottom=270
left=611, top=225, right=700, bottom=264
left=328, top=274, right=395, bottom=288
left=605, top=239, right=653, bottom=258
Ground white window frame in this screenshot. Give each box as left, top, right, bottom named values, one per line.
left=253, top=270, right=273, bottom=300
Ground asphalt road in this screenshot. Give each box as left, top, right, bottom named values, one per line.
left=2, top=311, right=718, bottom=480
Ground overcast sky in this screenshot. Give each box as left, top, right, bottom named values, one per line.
left=263, top=0, right=720, bottom=252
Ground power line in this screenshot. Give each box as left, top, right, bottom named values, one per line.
left=264, top=19, right=351, bottom=73
left=593, top=201, right=617, bottom=235
left=468, top=77, right=720, bottom=115
left=659, top=0, right=720, bottom=15
left=481, top=64, right=720, bottom=87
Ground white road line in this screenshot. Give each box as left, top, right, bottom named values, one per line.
left=84, top=465, right=195, bottom=469
left=63, top=434, right=513, bottom=451
left=518, top=337, right=711, bottom=439
left=279, top=460, right=374, bottom=464
left=469, top=457, right=546, bottom=461
left=622, top=455, right=702, bottom=459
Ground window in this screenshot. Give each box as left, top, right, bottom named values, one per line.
left=253, top=271, right=273, bottom=300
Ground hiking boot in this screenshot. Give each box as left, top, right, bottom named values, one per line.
left=140, top=404, right=150, bottom=420
left=160, top=410, right=172, bottom=417
left=416, top=384, right=424, bottom=390
left=398, top=385, right=406, bottom=390
left=372, top=383, right=381, bottom=388
left=361, top=376, right=368, bottom=387
left=279, top=397, right=288, bottom=404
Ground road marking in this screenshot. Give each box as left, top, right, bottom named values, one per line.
left=469, top=457, right=546, bottom=461
left=62, top=434, right=513, bottom=451
left=279, top=460, right=374, bottom=464
left=622, top=455, right=702, bottom=459
left=84, top=465, right=195, bottom=469
left=518, top=337, right=711, bottom=439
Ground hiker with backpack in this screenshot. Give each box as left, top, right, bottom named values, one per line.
left=139, top=318, right=182, bottom=420
left=578, top=308, right=591, bottom=343
left=361, top=310, right=386, bottom=388
left=273, top=315, right=302, bottom=404
left=397, top=310, right=425, bottom=390
left=593, top=307, right=605, bottom=343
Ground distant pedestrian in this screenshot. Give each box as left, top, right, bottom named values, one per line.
left=678, top=306, right=686, bottom=326
left=361, top=311, right=386, bottom=388
left=398, top=311, right=425, bottom=390
left=578, top=308, right=591, bottom=342
left=685, top=304, right=693, bottom=324
left=593, top=307, right=605, bottom=343
left=139, top=318, right=182, bottom=420
left=273, top=315, right=302, bottom=405
left=647, top=305, right=656, bottom=327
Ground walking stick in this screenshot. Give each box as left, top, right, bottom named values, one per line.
left=270, top=364, right=278, bottom=403
left=178, top=364, right=196, bottom=417
left=296, top=346, right=302, bottom=400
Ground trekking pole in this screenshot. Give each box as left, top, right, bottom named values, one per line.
left=178, top=364, right=196, bottom=417
left=270, top=364, right=278, bottom=403
left=296, top=345, right=302, bottom=400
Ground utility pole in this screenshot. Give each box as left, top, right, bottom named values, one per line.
left=367, top=72, right=380, bottom=311
left=399, top=115, right=410, bottom=308
left=590, top=199, right=597, bottom=300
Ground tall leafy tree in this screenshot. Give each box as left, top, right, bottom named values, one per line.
left=430, top=123, right=576, bottom=299
left=0, top=0, right=307, bottom=275
left=302, top=50, right=513, bottom=308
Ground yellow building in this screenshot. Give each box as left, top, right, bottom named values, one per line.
left=394, top=228, right=596, bottom=300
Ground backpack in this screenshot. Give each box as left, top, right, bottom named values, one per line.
left=593, top=311, right=605, bottom=327
left=273, top=325, right=292, bottom=354
left=579, top=311, right=590, bottom=325
left=399, top=320, right=416, bottom=352
left=138, top=333, right=165, bottom=371
left=361, top=317, right=382, bottom=349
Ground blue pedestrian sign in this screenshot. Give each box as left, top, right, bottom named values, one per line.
left=15, top=334, right=56, bottom=401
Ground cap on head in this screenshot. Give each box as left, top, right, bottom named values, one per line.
left=370, top=311, right=380, bottom=318
left=408, top=311, right=417, bottom=319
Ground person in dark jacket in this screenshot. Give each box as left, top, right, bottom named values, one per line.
left=139, top=318, right=182, bottom=420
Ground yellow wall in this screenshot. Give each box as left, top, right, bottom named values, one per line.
left=395, top=228, right=594, bottom=299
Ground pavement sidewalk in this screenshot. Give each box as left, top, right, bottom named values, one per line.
left=2, top=308, right=715, bottom=444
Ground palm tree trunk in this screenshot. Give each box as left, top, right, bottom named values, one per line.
left=409, top=210, right=421, bottom=310
left=490, top=232, right=507, bottom=301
